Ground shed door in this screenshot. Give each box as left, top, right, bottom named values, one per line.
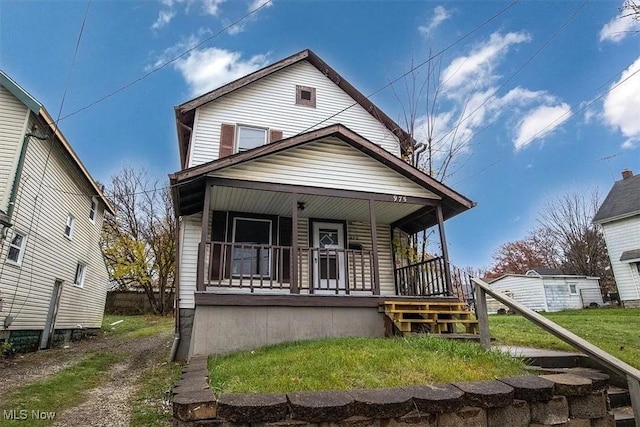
left=543, top=284, right=570, bottom=312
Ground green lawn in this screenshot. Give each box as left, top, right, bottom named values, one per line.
left=489, top=308, right=640, bottom=369
left=208, top=336, right=526, bottom=394
left=102, top=314, right=174, bottom=339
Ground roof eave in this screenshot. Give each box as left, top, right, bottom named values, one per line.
left=39, top=108, right=115, bottom=215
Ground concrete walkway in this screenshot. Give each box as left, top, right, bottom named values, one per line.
left=494, top=345, right=584, bottom=358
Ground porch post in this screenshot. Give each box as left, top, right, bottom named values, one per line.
left=291, top=195, right=299, bottom=293
left=197, top=180, right=211, bottom=292
left=369, top=198, right=380, bottom=295
left=436, top=204, right=453, bottom=295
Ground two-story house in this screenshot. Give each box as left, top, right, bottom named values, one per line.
left=0, top=70, right=113, bottom=352
left=169, top=50, right=476, bottom=360
left=593, top=169, right=640, bottom=307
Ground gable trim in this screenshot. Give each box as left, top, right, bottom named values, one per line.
left=171, top=124, right=471, bottom=208
left=174, top=49, right=414, bottom=166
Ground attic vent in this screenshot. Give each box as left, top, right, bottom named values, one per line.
left=296, top=85, right=316, bottom=108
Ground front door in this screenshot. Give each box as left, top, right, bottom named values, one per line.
left=312, top=222, right=345, bottom=292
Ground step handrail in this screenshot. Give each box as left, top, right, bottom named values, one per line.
left=471, top=276, right=640, bottom=425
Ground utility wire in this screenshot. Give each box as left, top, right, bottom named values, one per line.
left=296, top=0, right=520, bottom=135
left=453, top=65, right=640, bottom=186
left=57, top=0, right=272, bottom=123
left=5, top=0, right=92, bottom=320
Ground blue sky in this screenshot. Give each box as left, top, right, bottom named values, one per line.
left=1, top=0, right=639, bottom=270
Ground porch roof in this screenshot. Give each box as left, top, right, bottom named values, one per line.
left=169, top=124, right=475, bottom=232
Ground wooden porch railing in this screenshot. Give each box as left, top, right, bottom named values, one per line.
left=198, top=241, right=375, bottom=294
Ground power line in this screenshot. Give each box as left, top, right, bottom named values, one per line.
left=297, top=0, right=520, bottom=135
left=453, top=64, right=640, bottom=186
left=5, top=0, right=93, bottom=320
left=56, top=0, right=272, bottom=123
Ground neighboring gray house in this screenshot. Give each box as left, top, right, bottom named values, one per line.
left=593, top=169, right=640, bottom=307
left=486, top=269, right=603, bottom=313
left=169, top=50, right=475, bottom=360
left=0, top=70, right=114, bottom=352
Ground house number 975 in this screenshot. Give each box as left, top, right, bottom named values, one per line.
left=393, top=195, right=407, bottom=203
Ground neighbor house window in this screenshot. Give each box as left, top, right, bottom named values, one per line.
left=236, top=126, right=267, bottom=152
left=568, top=283, right=578, bottom=295
left=64, top=214, right=75, bottom=239
left=231, top=218, right=272, bottom=277
left=89, top=197, right=97, bottom=222
left=7, top=231, right=27, bottom=266
left=296, top=85, right=316, bottom=108
left=74, top=263, right=87, bottom=287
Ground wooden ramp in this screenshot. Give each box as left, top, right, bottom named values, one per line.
left=381, top=300, right=479, bottom=336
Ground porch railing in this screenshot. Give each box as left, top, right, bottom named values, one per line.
left=199, top=241, right=375, bottom=294
left=395, top=257, right=475, bottom=308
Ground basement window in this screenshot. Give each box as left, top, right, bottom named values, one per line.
left=296, top=85, right=316, bottom=108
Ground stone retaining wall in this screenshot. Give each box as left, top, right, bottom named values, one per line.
left=173, top=356, right=615, bottom=426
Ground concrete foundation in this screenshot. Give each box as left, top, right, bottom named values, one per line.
left=190, top=305, right=385, bottom=357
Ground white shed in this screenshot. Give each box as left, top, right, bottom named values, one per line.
left=486, top=269, right=603, bottom=313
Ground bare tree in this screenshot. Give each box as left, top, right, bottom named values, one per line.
left=101, top=166, right=176, bottom=315
left=390, top=51, right=477, bottom=261
left=537, top=190, right=615, bottom=295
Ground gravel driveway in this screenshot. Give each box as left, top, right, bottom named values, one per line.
left=0, top=328, right=173, bottom=426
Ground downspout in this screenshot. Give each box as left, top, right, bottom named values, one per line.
left=1, top=132, right=49, bottom=240
left=169, top=198, right=182, bottom=362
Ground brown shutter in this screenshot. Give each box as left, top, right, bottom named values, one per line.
left=279, top=217, right=292, bottom=283
left=269, top=129, right=283, bottom=143
left=219, top=124, right=235, bottom=158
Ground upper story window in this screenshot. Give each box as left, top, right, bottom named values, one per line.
left=64, top=214, right=75, bottom=239
left=7, top=231, right=27, bottom=266
left=237, top=125, right=267, bottom=152
left=296, top=85, right=316, bottom=108
left=89, top=197, right=97, bottom=222
left=219, top=124, right=283, bottom=158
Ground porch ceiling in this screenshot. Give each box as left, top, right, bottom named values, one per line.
left=209, top=186, right=423, bottom=224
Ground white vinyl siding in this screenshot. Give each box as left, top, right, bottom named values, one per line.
left=188, top=61, right=401, bottom=167
left=601, top=216, right=640, bottom=302
left=488, top=275, right=602, bottom=312
left=487, top=277, right=549, bottom=312
left=0, top=115, right=109, bottom=331
left=0, top=85, right=30, bottom=213
left=179, top=214, right=202, bottom=309
left=210, top=138, right=438, bottom=199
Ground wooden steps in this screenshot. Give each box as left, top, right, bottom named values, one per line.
left=381, top=300, right=479, bottom=336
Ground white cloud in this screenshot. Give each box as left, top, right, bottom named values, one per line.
left=202, top=0, right=225, bottom=16
left=174, top=48, right=269, bottom=96
left=224, top=0, right=273, bottom=35
left=514, top=103, right=572, bottom=150
left=599, top=3, right=640, bottom=43
left=602, top=56, right=640, bottom=148
left=441, top=31, right=530, bottom=93
left=249, top=0, right=273, bottom=11
left=418, top=6, right=451, bottom=36
left=151, top=9, right=176, bottom=30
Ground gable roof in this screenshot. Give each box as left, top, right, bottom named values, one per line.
left=169, top=124, right=474, bottom=231
left=0, top=70, right=114, bottom=215
left=174, top=49, right=414, bottom=168
left=593, top=173, right=640, bottom=224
